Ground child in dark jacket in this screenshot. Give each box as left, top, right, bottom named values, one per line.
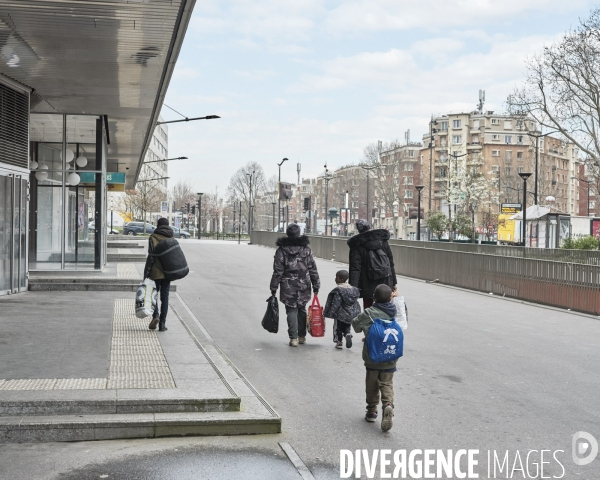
left=352, top=283, right=398, bottom=432
left=323, top=270, right=361, bottom=349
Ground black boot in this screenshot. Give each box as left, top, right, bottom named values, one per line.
left=158, top=322, right=168, bottom=332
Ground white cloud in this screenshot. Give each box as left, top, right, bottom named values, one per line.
left=325, top=0, right=591, bottom=33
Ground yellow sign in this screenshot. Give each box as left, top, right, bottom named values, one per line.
left=501, top=203, right=522, bottom=214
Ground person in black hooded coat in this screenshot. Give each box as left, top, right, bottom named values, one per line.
left=270, top=224, right=320, bottom=347
left=347, top=220, right=397, bottom=309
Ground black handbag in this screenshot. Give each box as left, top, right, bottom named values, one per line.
left=261, top=296, right=279, bottom=334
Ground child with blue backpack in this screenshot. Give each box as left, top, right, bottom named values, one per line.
left=351, top=284, right=403, bottom=431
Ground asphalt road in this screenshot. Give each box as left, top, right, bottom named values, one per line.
left=1, top=239, right=599, bottom=479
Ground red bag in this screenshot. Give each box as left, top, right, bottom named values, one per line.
left=307, top=295, right=325, bottom=337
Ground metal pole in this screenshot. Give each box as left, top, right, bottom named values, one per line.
left=278, top=165, right=281, bottom=233
left=535, top=135, right=539, bottom=205
left=238, top=201, right=242, bottom=244
left=417, top=190, right=421, bottom=240
left=522, top=179, right=527, bottom=246
left=248, top=172, right=253, bottom=234
left=366, top=170, right=370, bottom=223
left=197, top=194, right=203, bottom=239
left=428, top=119, right=433, bottom=212
left=325, top=178, right=329, bottom=235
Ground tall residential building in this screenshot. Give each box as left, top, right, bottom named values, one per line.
left=138, top=117, right=169, bottom=222
left=420, top=111, right=580, bottom=229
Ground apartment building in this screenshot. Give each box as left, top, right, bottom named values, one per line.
left=378, top=142, right=423, bottom=239
left=421, top=111, right=580, bottom=229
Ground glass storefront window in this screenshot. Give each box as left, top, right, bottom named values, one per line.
left=29, top=113, right=106, bottom=270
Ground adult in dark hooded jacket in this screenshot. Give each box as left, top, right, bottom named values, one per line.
left=270, top=224, right=320, bottom=347
left=347, top=220, right=397, bottom=309
left=143, top=217, right=174, bottom=332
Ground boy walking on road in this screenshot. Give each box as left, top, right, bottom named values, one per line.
left=323, top=270, right=360, bottom=349
left=352, top=284, right=398, bottom=431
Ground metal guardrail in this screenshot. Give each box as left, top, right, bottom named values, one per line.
left=390, top=239, right=600, bottom=266
left=251, top=231, right=600, bottom=315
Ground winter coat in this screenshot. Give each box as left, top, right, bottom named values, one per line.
left=347, top=229, right=397, bottom=298
left=352, top=305, right=399, bottom=370
left=270, top=235, right=320, bottom=308
left=323, top=284, right=361, bottom=324
left=143, top=225, right=174, bottom=280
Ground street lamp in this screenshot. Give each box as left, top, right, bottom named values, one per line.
left=136, top=176, right=170, bottom=183
left=428, top=116, right=438, bottom=213
left=527, top=130, right=561, bottom=205
left=572, top=177, right=592, bottom=216
left=144, top=156, right=188, bottom=164
left=157, top=115, right=220, bottom=126
left=246, top=171, right=255, bottom=235
left=415, top=186, right=424, bottom=241
left=197, top=193, right=204, bottom=239
left=519, top=172, right=532, bottom=246
left=360, top=164, right=380, bottom=223
left=271, top=201, right=276, bottom=231
left=277, top=158, right=288, bottom=232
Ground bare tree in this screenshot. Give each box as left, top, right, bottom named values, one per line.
left=170, top=179, right=197, bottom=211
left=363, top=140, right=402, bottom=230
left=227, top=161, right=267, bottom=231
left=507, top=9, right=600, bottom=167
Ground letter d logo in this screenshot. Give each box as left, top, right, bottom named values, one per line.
left=572, top=431, right=598, bottom=466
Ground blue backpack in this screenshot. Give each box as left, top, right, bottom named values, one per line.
left=366, top=317, right=404, bottom=363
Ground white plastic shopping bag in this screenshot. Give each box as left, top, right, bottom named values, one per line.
left=392, top=294, right=408, bottom=330
left=135, top=278, right=157, bottom=318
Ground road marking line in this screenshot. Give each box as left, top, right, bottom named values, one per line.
left=174, top=291, right=214, bottom=341
left=279, top=442, right=316, bottom=480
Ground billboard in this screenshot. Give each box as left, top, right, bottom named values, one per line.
left=279, top=182, right=293, bottom=200
left=501, top=203, right=522, bottom=214
left=161, top=201, right=168, bottom=212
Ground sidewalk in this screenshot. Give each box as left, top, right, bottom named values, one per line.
left=0, top=287, right=281, bottom=443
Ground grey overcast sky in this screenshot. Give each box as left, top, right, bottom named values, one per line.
left=161, top=0, right=597, bottom=196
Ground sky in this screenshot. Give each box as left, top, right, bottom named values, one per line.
left=162, top=0, right=598, bottom=196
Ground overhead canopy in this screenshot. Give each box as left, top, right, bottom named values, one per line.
left=0, top=0, right=195, bottom=188
left=509, top=205, right=560, bottom=221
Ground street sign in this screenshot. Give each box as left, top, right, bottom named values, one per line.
left=501, top=203, right=522, bottom=214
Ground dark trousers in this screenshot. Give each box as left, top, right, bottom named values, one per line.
left=363, top=297, right=374, bottom=309
left=335, top=320, right=351, bottom=342
left=285, top=304, right=307, bottom=339
left=153, top=279, right=171, bottom=324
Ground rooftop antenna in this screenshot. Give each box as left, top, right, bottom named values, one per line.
left=404, top=129, right=410, bottom=144
left=478, top=89, right=485, bottom=114
left=297, top=162, right=301, bottom=185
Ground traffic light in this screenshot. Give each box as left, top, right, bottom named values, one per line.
left=186, top=203, right=190, bottom=213
left=191, top=205, right=196, bottom=215
left=303, top=197, right=310, bottom=211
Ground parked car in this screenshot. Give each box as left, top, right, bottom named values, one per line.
left=173, top=227, right=191, bottom=239
left=122, top=222, right=155, bottom=235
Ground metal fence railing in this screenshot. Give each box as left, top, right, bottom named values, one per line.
left=389, top=239, right=600, bottom=266
left=251, top=231, right=600, bottom=315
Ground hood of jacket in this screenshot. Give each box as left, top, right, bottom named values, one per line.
left=347, top=228, right=390, bottom=250
left=276, top=235, right=310, bottom=255
left=337, top=285, right=361, bottom=306
left=153, top=225, right=174, bottom=238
